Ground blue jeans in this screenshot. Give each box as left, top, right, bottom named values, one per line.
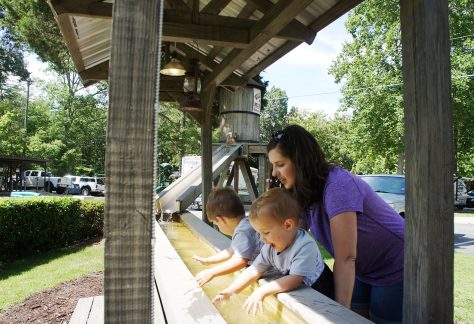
left=351, top=279, right=403, bottom=324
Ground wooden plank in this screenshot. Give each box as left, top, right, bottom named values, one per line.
left=104, top=0, right=161, bottom=322
left=400, top=0, right=453, bottom=322
left=86, top=296, right=104, bottom=324
left=52, top=0, right=112, bottom=18
left=69, top=297, right=93, bottom=324
left=154, top=223, right=226, bottom=323
left=203, top=0, right=313, bottom=89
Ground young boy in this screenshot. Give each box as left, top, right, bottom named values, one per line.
left=192, top=187, right=262, bottom=287
left=212, top=188, right=334, bottom=315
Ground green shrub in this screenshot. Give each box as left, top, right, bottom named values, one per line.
left=0, top=197, right=104, bottom=262
left=79, top=200, right=104, bottom=238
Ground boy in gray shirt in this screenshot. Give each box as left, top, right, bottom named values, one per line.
left=193, top=188, right=262, bottom=287
left=212, top=188, right=333, bottom=315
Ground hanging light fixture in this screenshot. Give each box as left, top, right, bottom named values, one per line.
left=180, top=58, right=202, bottom=112
left=160, top=43, right=185, bottom=76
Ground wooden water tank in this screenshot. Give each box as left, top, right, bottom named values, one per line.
left=218, top=84, right=262, bottom=143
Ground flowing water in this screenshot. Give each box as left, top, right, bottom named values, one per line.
left=161, top=221, right=304, bottom=324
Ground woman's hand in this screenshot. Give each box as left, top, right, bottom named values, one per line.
left=243, top=289, right=265, bottom=316
left=195, top=269, right=214, bottom=287
left=192, top=255, right=210, bottom=265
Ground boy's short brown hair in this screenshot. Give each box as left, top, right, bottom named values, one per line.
left=206, top=187, right=245, bottom=220
left=249, top=188, right=300, bottom=223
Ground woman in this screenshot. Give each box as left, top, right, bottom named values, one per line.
left=267, top=125, right=404, bottom=323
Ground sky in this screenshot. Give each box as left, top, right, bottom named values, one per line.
left=25, top=14, right=351, bottom=116
left=262, top=14, right=350, bottom=117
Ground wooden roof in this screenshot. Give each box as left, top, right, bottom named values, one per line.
left=48, top=0, right=361, bottom=96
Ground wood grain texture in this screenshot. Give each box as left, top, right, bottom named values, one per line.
left=104, top=0, right=161, bottom=322
left=400, top=0, right=453, bottom=321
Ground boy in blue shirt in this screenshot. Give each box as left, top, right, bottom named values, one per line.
left=192, top=188, right=262, bottom=287
left=212, top=188, right=334, bottom=315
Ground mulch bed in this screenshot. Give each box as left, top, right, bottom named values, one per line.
left=0, top=271, right=103, bottom=324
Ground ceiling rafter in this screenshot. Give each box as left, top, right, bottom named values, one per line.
left=203, top=0, right=314, bottom=89
left=201, top=0, right=233, bottom=14
left=173, top=43, right=247, bottom=87
left=164, top=10, right=312, bottom=44
left=51, top=0, right=111, bottom=18
left=245, top=0, right=316, bottom=44
left=164, top=0, right=190, bottom=11
left=163, top=22, right=249, bottom=48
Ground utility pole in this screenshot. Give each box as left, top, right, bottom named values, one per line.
left=23, top=78, right=32, bottom=156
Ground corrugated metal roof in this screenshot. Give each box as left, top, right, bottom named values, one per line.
left=48, top=0, right=358, bottom=89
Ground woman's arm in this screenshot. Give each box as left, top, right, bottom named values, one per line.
left=195, top=257, right=249, bottom=286
left=192, top=247, right=233, bottom=265
left=330, top=211, right=357, bottom=308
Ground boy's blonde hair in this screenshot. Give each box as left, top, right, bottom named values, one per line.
left=249, top=188, right=300, bottom=223
left=206, top=187, right=245, bottom=221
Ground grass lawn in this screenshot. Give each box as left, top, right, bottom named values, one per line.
left=454, top=253, right=474, bottom=323
left=0, top=241, right=104, bottom=312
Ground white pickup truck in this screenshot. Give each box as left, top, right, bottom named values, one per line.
left=22, top=170, right=65, bottom=193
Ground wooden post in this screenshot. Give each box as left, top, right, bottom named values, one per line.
left=400, top=0, right=453, bottom=321
left=201, top=86, right=216, bottom=224
left=258, top=154, right=267, bottom=196
left=105, top=0, right=162, bottom=322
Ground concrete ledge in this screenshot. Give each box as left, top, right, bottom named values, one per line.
left=181, top=211, right=372, bottom=323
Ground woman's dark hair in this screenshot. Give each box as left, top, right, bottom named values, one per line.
left=267, top=125, right=332, bottom=209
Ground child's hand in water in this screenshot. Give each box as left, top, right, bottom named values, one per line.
left=195, top=269, right=214, bottom=287
left=192, top=255, right=210, bottom=265
left=212, top=290, right=233, bottom=304
left=243, top=290, right=265, bottom=316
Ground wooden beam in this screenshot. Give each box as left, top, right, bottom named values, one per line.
left=164, top=0, right=190, bottom=11
left=245, top=0, right=315, bottom=44
left=200, top=85, right=217, bottom=224
left=51, top=0, right=113, bottom=18
left=243, top=0, right=362, bottom=80
left=173, top=43, right=248, bottom=86
left=201, top=0, right=232, bottom=14
left=105, top=0, right=161, bottom=321
left=242, top=40, right=299, bottom=80
left=163, top=22, right=250, bottom=48
left=164, top=10, right=312, bottom=43
left=79, top=60, right=109, bottom=82
left=203, top=0, right=313, bottom=89
left=400, top=0, right=453, bottom=322
left=237, top=159, right=258, bottom=201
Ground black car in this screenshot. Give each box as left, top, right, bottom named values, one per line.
left=467, top=190, right=474, bottom=208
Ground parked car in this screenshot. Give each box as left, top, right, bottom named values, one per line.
left=359, top=174, right=406, bottom=217
left=62, top=176, right=105, bottom=196
left=466, top=190, right=474, bottom=208
left=22, top=170, right=64, bottom=193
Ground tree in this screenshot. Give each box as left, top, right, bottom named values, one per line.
left=0, top=28, right=29, bottom=87
left=0, top=0, right=71, bottom=74
left=329, top=0, right=474, bottom=176
left=260, top=86, right=289, bottom=142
